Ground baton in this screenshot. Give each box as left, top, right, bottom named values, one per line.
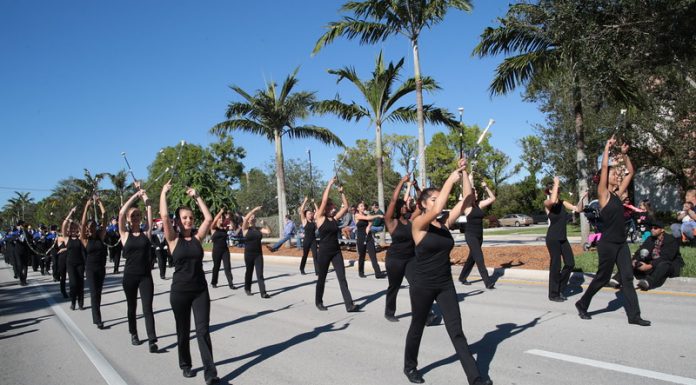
left=121, top=152, right=139, bottom=187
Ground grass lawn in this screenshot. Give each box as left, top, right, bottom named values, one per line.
left=574, top=245, right=696, bottom=278
left=485, top=224, right=581, bottom=237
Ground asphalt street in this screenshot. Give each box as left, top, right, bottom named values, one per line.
left=1, top=256, right=695, bottom=385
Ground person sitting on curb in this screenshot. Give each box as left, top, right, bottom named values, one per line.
left=631, top=220, right=684, bottom=291
left=267, top=214, right=295, bottom=252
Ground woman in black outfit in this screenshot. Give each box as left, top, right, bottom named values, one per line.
left=384, top=175, right=418, bottom=322
left=404, top=159, right=492, bottom=385
left=298, top=197, right=318, bottom=275
left=314, top=177, right=359, bottom=312
left=544, top=177, right=586, bottom=302
left=62, top=206, right=85, bottom=310
left=80, top=196, right=108, bottom=328
left=210, top=209, right=235, bottom=289
left=241, top=206, right=271, bottom=298
left=458, top=174, right=496, bottom=289
left=119, top=188, right=159, bottom=352
left=160, top=181, right=219, bottom=384
left=575, top=136, right=650, bottom=326
left=355, top=201, right=387, bottom=279
left=55, top=224, right=69, bottom=299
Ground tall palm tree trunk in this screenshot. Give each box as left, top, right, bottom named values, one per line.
left=412, top=39, right=427, bottom=187
left=375, top=122, right=386, bottom=245
left=573, top=79, right=590, bottom=245
left=274, top=131, right=288, bottom=238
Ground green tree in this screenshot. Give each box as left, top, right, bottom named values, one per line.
left=518, top=135, right=545, bottom=181
left=211, top=69, right=343, bottom=232
left=384, top=133, right=418, bottom=174
left=485, top=149, right=521, bottom=192
left=317, top=51, right=455, bottom=215
left=236, top=168, right=277, bottom=217
left=271, top=158, right=325, bottom=214
left=313, top=0, right=473, bottom=186
left=336, top=139, right=400, bottom=207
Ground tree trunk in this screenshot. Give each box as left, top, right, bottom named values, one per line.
left=274, top=131, right=288, bottom=239
left=375, top=122, right=386, bottom=246
left=412, top=39, right=427, bottom=187
left=573, top=78, right=590, bottom=246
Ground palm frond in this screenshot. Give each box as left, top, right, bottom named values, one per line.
left=313, top=19, right=394, bottom=54
left=211, top=119, right=273, bottom=141
left=313, top=99, right=370, bottom=122
left=286, top=125, right=345, bottom=147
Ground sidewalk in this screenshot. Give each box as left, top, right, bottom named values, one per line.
left=205, top=251, right=696, bottom=295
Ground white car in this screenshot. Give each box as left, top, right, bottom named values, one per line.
left=499, top=214, right=533, bottom=227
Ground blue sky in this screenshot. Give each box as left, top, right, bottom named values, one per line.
left=0, top=0, right=545, bottom=206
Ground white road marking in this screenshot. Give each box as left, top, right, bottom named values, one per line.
left=35, top=284, right=129, bottom=385
left=526, top=349, right=696, bottom=385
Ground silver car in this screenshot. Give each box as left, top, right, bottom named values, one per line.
left=499, top=214, right=533, bottom=227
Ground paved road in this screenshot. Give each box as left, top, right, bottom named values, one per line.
left=1, top=257, right=695, bottom=385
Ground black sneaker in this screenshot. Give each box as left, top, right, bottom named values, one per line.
left=131, top=334, right=140, bottom=346
left=149, top=342, right=158, bottom=353
left=182, top=367, right=195, bottom=378
left=385, top=314, right=399, bottom=322
left=404, top=368, right=425, bottom=384
left=316, top=303, right=328, bottom=311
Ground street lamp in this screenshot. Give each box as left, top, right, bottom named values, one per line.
left=458, top=107, right=464, bottom=159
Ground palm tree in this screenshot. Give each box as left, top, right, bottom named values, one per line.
left=108, top=170, right=129, bottom=207
left=211, top=68, right=344, bottom=232
left=317, top=51, right=456, bottom=216
left=472, top=1, right=638, bottom=244
left=313, top=0, right=473, bottom=186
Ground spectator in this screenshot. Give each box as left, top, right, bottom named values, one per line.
left=671, top=189, right=696, bottom=242
left=339, top=205, right=356, bottom=239
left=634, top=220, right=685, bottom=290
left=267, top=214, right=295, bottom=252
left=370, top=202, right=385, bottom=233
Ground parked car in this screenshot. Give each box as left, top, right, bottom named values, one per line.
left=499, top=214, right=533, bottom=227
left=531, top=212, right=549, bottom=224
left=454, top=214, right=500, bottom=233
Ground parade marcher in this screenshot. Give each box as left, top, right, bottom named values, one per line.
left=46, top=225, right=59, bottom=279
left=458, top=174, right=496, bottom=289
left=241, top=206, right=271, bottom=298
left=54, top=223, right=69, bottom=298
left=355, top=201, right=387, bottom=279
left=404, top=159, right=492, bottom=385
left=119, top=187, right=159, bottom=351
left=543, top=177, right=586, bottom=302
left=62, top=208, right=85, bottom=309
left=106, top=217, right=123, bottom=274
left=575, top=136, right=651, bottom=326
left=210, top=209, right=235, bottom=289
left=151, top=219, right=170, bottom=280
left=160, top=181, right=219, bottom=384
left=80, top=197, right=108, bottom=329
left=298, top=197, right=318, bottom=275
left=314, top=177, right=359, bottom=312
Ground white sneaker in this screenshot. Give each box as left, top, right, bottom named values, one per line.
left=609, top=278, right=620, bottom=288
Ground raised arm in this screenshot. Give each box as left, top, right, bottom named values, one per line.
left=119, top=189, right=143, bottom=241
left=80, top=198, right=91, bottom=242
left=334, top=186, right=349, bottom=220
left=598, top=136, right=615, bottom=208
left=211, top=209, right=224, bottom=234
left=413, top=162, right=466, bottom=232
left=62, top=206, right=77, bottom=235
left=447, top=160, right=473, bottom=229
left=242, top=206, right=262, bottom=235
left=159, top=180, right=176, bottom=243
left=616, top=143, right=633, bottom=198
left=188, top=188, right=212, bottom=240
left=316, top=177, right=336, bottom=223
left=97, top=198, right=108, bottom=239
left=565, top=191, right=588, bottom=213
left=298, top=197, right=308, bottom=226
left=544, top=177, right=560, bottom=211
left=143, top=192, right=153, bottom=239
left=478, top=180, right=496, bottom=210
left=386, top=174, right=409, bottom=233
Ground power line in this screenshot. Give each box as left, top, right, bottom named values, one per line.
left=0, top=186, right=53, bottom=192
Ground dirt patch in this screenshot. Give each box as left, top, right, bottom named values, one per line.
left=225, top=244, right=585, bottom=271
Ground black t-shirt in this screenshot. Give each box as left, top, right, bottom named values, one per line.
left=244, top=227, right=263, bottom=257
left=85, top=237, right=107, bottom=269
left=412, top=224, right=454, bottom=289
left=318, top=219, right=340, bottom=256
left=171, top=236, right=207, bottom=292
left=123, top=232, right=151, bottom=276
left=66, top=237, right=85, bottom=266
left=211, top=229, right=229, bottom=254
left=303, top=221, right=317, bottom=242
left=601, top=193, right=626, bottom=244
left=465, top=205, right=485, bottom=237
left=386, top=220, right=414, bottom=260
left=546, top=201, right=568, bottom=241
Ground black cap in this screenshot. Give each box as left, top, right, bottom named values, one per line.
left=646, top=219, right=664, bottom=228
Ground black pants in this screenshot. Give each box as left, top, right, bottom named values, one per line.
left=300, top=239, right=318, bottom=274
left=86, top=267, right=106, bottom=324
left=577, top=241, right=641, bottom=321
left=244, top=253, right=266, bottom=294
left=357, top=233, right=383, bottom=276
left=315, top=251, right=354, bottom=310
left=50, top=252, right=59, bottom=281
left=15, top=252, right=29, bottom=284
left=405, top=284, right=481, bottom=384
left=122, top=273, right=157, bottom=342
left=635, top=261, right=676, bottom=289
left=546, top=239, right=575, bottom=298
left=211, top=248, right=233, bottom=287
left=170, top=289, right=217, bottom=381
left=110, top=244, right=122, bottom=273
left=155, top=248, right=169, bottom=279
left=58, top=253, right=67, bottom=296
left=385, top=256, right=413, bottom=317
left=67, top=262, right=85, bottom=306
left=458, top=234, right=491, bottom=286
